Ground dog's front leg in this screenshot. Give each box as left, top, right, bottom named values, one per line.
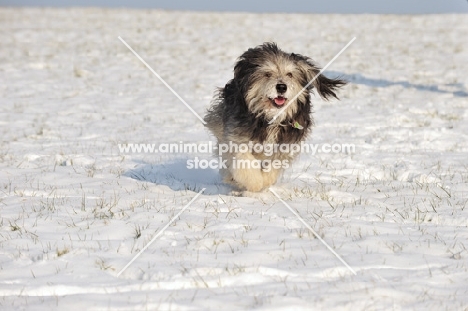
left=230, top=152, right=265, bottom=192
left=261, top=167, right=282, bottom=188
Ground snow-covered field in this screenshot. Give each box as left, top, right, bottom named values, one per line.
left=1, top=8, right=468, bottom=310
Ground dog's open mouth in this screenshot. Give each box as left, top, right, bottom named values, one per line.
left=270, top=96, right=286, bottom=108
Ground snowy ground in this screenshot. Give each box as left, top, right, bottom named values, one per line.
left=1, top=8, right=468, bottom=310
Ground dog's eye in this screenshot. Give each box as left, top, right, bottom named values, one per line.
left=265, top=72, right=272, bottom=78
left=286, top=72, right=293, bottom=78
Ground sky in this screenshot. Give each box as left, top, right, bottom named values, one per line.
left=1, top=0, right=468, bottom=14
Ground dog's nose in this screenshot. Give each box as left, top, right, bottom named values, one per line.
left=276, top=83, right=287, bottom=93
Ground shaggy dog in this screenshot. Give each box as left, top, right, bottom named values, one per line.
left=204, top=42, right=345, bottom=192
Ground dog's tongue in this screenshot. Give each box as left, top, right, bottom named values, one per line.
left=274, top=97, right=286, bottom=106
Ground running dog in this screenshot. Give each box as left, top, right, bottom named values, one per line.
left=204, top=42, right=346, bottom=192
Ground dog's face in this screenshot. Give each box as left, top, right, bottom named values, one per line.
left=244, top=57, right=303, bottom=119
left=233, top=43, right=345, bottom=122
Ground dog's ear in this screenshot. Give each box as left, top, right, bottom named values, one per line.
left=234, top=43, right=279, bottom=91
left=293, top=53, right=346, bottom=100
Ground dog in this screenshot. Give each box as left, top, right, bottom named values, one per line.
left=204, top=42, right=346, bottom=192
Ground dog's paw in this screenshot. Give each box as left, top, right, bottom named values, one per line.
left=230, top=190, right=244, bottom=197
left=239, top=190, right=272, bottom=202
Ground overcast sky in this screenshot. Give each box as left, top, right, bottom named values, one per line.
left=2, top=0, right=468, bottom=14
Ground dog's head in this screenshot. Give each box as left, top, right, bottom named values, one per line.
left=232, top=42, right=346, bottom=122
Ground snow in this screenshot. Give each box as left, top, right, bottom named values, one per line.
left=1, top=7, right=468, bottom=310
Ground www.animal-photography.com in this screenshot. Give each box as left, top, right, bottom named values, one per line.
left=1, top=1, right=467, bottom=310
